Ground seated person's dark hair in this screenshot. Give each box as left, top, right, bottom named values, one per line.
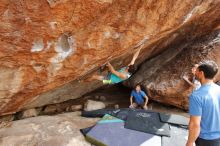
left=134, top=84, right=141, bottom=89
left=128, top=65, right=136, bottom=74
left=198, top=60, right=218, bottom=79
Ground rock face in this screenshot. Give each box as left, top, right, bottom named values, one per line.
left=127, top=32, right=220, bottom=110
left=0, top=0, right=219, bottom=115
left=0, top=112, right=99, bottom=146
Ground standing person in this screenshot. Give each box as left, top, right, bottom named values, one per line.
left=183, top=64, right=201, bottom=91
left=86, top=45, right=143, bottom=84
left=186, top=60, right=220, bottom=146
left=129, top=84, right=148, bottom=110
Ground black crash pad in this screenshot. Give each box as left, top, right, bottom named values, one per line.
left=159, top=113, right=189, bottom=126
left=81, top=108, right=157, bottom=137
left=125, top=110, right=171, bottom=137
left=81, top=108, right=127, bottom=118
left=81, top=108, right=134, bottom=120
left=162, top=125, right=188, bottom=146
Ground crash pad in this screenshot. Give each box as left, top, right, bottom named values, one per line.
left=162, top=125, right=188, bottom=146
left=81, top=108, right=135, bottom=120
left=81, top=108, right=153, bottom=120
left=125, top=111, right=170, bottom=137
left=159, top=113, right=189, bottom=126
left=80, top=126, right=94, bottom=136
left=86, top=114, right=162, bottom=146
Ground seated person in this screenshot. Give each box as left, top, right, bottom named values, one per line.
left=129, top=84, right=149, bottom=110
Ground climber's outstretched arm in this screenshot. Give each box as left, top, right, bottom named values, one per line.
left=128, top=45, right=143, bottom=66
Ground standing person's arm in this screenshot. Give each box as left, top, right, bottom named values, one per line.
left=183, top=75, right=194, bottom=86
left=186, top=116, right=201, bottom=146
left=186, top=94, right=202, bottom=146
left=183, top=75, right=197, bottom=89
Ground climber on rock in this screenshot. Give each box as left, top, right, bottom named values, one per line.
left=86, top=45, right=143, bottom=84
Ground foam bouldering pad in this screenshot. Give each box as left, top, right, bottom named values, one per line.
left=81, top=109, right=126, bottom=118
left=81, top=108, right=154, bottom=120
left=162, top=125, right=188, bottom=146
left=86, top=114, right=162, bottom=146
left=80, top=126, right=94, bottom=136
left=125, top=111, right=171, bottom=137
left=159, top=113, right=189, bottom=126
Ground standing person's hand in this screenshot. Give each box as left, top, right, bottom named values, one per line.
left=129, top=104, right=134, bottom=108
left=185, top=141, right=194, bottom=146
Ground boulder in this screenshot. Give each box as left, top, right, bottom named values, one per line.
left=65, top=105, right=83, bottom=112
left=127, top=32, right=220, bottom=109
left=99, top=96, right=107, bottom=102
left=84, top=100, right=106, bottom=111
left=0, top=114, right=14, bottom=122
left=43, top=105, right=57, bottom=114
left=0, top=0, right=219, bottom=115
left=0, top=112, right=99, bottom=146
left=20, top=108, right=40, bottom=119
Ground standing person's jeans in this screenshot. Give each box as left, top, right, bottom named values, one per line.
left=196, top=137, right=220, bottom=146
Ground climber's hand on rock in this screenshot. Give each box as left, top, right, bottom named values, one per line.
left=106, top=62, right=110, bottom=66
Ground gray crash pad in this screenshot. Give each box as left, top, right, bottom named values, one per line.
left=159, top=113, right=189, bottom=126
left=162, top=125, right=188, bottom=146
left=86, top=114, right=161, bottom=146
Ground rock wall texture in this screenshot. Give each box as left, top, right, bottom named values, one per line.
left=0, top=0, right=219, bottom=115
left=127, top=32, right=220, bottom=110
left=0, top=112, right=99, bottom=146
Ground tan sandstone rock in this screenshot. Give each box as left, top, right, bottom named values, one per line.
left=0, top=0, right=219, bottom=115
left=127, top=32, right=220, bottom=109
left=0, top=112, right=100, bottom=146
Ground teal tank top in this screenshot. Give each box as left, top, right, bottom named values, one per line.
left=110, top=67, right=131, bottom=84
